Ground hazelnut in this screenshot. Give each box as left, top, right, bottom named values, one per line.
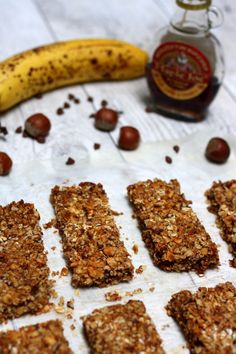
left=118, top=126, right=140, bottom=150
left=205, top=137, right=230, bottom=164
left=0, top=152, right=12, bottom=176
left=95, top=108, right=118, bottom=131
left=25, top=113, right=51, bottom=138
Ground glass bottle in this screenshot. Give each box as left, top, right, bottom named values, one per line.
left=146, top=0, right=224, bottom=122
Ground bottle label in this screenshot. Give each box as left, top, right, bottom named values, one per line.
left=151, top=42, right=211, bottom=100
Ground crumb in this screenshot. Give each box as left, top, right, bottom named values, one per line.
left=135, top=265, right=146, bottom=274
left=93, top=143, right=101, bottom=150
left=165, top=156, right=172, bottom=164
left=66, top=157, right=75, bottom=165
left=125, top=288, right=143, bottom=297
left=70, top=324, right=76, bottom=330
left=51, top=246, right=56, bottom=251
left=89, top=113, right=95, bottom=118
left=54, top=305, right=65, bottom=314
left=56, top=108, right=64, bottom=115
left=67, top=313, right=73, bottom=320
left=67, top=299, right=75, bottom=309
left=229, top=259, right=236, bottom=268
left=132, top=244, right=139, bottom=254
left=51, top=271, right=59, bottom=277
left=36, top=136, right=46, bottom=144
left=149, top=287, right=155, bottom=293
left=58, top=297, right=65, bottom=307
left=15, top=126, right=22, bottom=134
left=43, top=219, right=56, bottom=229
left=51, top=290, right=58, bottom=299
left=173, top=145, right=180, bottom=153
left=60, top=267, right=69, bottom=277
left=74, top=289, right=80, bottom=296
left=111, top=210, right=123, bottom=216
left=105, top=291, right=122, bottom=302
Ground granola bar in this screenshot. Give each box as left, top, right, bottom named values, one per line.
left=82, top=300, right=165, bottom=354
left=50, top=183, right=133, bottom=287
left=166, top=282, right=236, bottom=353
left=0, top=319, right=73, bottom=353
left=0, top=200, right=53, bottom=324
left=205, top=180, right=236, bottom=262
left=127, top=179, right=219, bottom=273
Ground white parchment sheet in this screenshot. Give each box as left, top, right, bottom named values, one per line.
left=0, top=129, right=235, bottom=353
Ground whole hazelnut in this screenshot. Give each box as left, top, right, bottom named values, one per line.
left=118, top=126, right=140, bottom=150
left=25, top=113, right=51, bottom=138
left=205, top=137, right=230, bottom=164
left=0, top=152, right=12, bottom=176
left=94, top=107, right=118, bottom=131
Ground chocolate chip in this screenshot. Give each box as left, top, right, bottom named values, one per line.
left=36, top=136, right=46, bottom=144
left=165, top=156, right=172, bottom=164
left=87, top=96, right=93, bottom=102
left=66, top=157, right=75, bottom=165
left=89, top=113, right=96, bottom=118
left=94, top=143, right=101, bottom=150
left=173, top=145, right=180, bottom=153
left=68, top=93, right=75, bottom=100
left=15, top=126, right=22, bottom=134
left=101, top=100, right=108, bottom=107
left=64, top=102, right=70, bottom=109
left=74, top=98, right=80, bottom=104
left=35, top=93, right=43, bottom=99
left=56, top=108, right=64, bottom=115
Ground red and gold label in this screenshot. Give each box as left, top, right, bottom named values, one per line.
left=151, top=42, right=211, bottom=100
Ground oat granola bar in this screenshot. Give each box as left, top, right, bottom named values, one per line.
left=0, top=200, right=53, bottom=324
left=127, top=179, right=219, bottom=273
left=166, top=282, right=236, bottom=354
left=82, top=300, right=165, bottom=354
left=50, top=183, right=133, bottom=287
left=0, top=319, right=73, bottom=353
left=205, top=180, right=236, bottom=264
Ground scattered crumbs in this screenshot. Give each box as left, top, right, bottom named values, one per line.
left=70, top=324, right=76, bottom=331
left=54, top=305, right=65, bottom=314
left=125, top=288, right=143, bottom=297
left=165, top=156, right=172, bottom=164
left=132, top=244, right=139, bottom=254
left=43, top=219, right=56, bottom=229
left=89, top=113, right=95, bottom=118
left=51, top=246, right=56, bottom=251
left=34, top=93, right=43, bottom=99
left=229, top=259, right=236, bottom=268
left=111, top=210, right=123, bottom=216
left=74, top=98, right=80, bottom=104
left=149, top=287, right=155, bottom=293
left=105, top=290, right=122, bottom=302
left=93, top=143, right=101, bottom=150
left=68, top=93, right=75, bottom=101
left=135, top=265, right=146, bottom=274
left=15, top=126, right=22, bottom=134
left=101, top=99, right=108, bottom=107
left=56, top=108, right=64, bottom=115
left=173, top=145, right=180, bottom=153
left=51, top=271, right=60, bottom=277
left=60, top=267, right=69, bottom=277
left=64, top=102, right=70, bottom=109
left=87, top=96, right=93, bottom=102
left=74, top=289, right=80, bottom=296
left=58, top=296, right=65, bottom=307
left=66, top=157, right=75, bottom=165
left=67, top=298, right=75, bottom=309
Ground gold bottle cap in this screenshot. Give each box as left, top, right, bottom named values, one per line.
left=176, top=0, right=211, bottom=10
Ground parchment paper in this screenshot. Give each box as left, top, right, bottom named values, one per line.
left=0, top=129, right=235, bottom=354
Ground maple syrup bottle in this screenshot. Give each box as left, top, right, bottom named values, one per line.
left=147, top=0, right=224, bottom=121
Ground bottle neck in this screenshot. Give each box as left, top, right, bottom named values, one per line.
left=171, top=7, right=210, bottom=35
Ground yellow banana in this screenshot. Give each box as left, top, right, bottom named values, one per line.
left=0, top=39, right=148, bottom=112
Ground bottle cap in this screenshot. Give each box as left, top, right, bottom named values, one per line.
left=176, top=0, right=211, bottom=11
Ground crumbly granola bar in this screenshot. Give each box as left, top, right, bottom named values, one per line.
left=50, top=183, right=134, bottom=287
left=127, top=179, right=219, bottom=273
left=205, top=180, right=236, bottom=263
left=166, top=282, right=236, bottom=353
left=0, top=319, right=73, bottom=353
left=0, top=200, right=53, bottom=324
left=82, top=300, right=165, bottom=354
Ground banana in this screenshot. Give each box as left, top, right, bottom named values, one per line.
left=0, top=39, right=148, bottom=112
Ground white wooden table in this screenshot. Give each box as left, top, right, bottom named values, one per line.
left=0, top=1, right=236, bottom=353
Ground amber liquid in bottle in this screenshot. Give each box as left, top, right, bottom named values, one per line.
left=147, top=64, right=221, bottom=122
